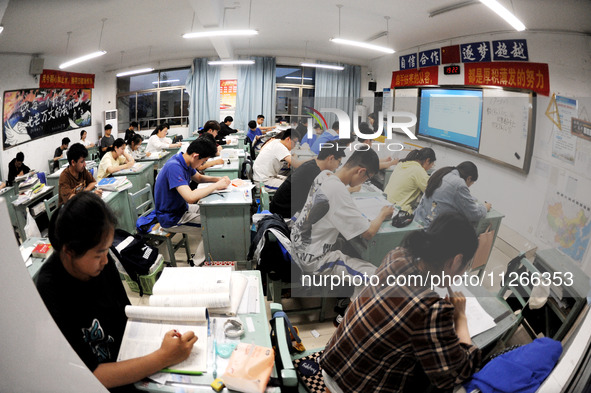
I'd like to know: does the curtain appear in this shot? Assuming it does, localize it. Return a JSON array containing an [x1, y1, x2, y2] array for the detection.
[[185, 58, 220, 132], [236, 57, 276, 131], [313, 63, 361, 128]]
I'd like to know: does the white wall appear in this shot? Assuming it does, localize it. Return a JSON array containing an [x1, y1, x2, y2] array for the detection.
[[370, 31, 591, 272]]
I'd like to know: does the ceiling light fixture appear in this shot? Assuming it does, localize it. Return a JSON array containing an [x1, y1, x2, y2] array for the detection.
[[152, 79, 180, 84], [276, 88, 292, 91], [208, 60, 255, 65], [301, 62, 345, 71], [0, 26, 4, 34], [285, 76, 313, 80], [330, 38, 395, 54], [479, 0, 526, 31], [116, 68, 154, 77], [183, 29, 258, 39], [59, 18, 108, 69]]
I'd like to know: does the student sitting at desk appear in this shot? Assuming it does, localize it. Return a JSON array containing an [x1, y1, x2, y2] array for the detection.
[[125, 134, 150, 160], [124, 121, 138, 142], [321, 213, 480, 393], [195, 134, 225, 171], [414, 161, 492, 228], [255, 114, 275, 132], [100, 124, 115, 159], [299, 123, 321, 149], [341, 123, 399, 170], [217, 116, 238, 145], [96, 138, 135, 180], [52, 137, 70, 171], [80, 130, 95, 148], [7, 151, 30, 185], [291, 149, 394, 325], [35, 192, 197, 392], [253, 129, 295, 190], [198, 120, 223, 155], [310, 121, 340, 154], [270, 144, 345, 219], [145, 123, 181, 153], [58, 143, 101, 205], [246, 120, 266, 155], [154, 136, 231, 265], [384, 147, 436, 213]]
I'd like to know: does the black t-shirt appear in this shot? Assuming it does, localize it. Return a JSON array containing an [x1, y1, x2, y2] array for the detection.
[[270, 159, 320, 218], [124, 128, 136, 143], [216, 123, 238, 145], [53, 147, 64, 170], [35, 252, 130, 374], [7, 158, 30, 185]]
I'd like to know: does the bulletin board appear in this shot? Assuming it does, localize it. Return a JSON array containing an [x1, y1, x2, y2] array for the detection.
[[2, 88, 92, 150], [393, 86, 535, 173]]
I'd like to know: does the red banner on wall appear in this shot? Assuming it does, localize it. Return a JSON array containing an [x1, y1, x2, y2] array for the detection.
[[391, 66, 439, 88], [39, 69, 95, 89], [464, 62, 549, 96]]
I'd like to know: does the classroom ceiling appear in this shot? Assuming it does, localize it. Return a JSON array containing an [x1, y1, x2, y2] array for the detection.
[[0, 0, 589, 72]]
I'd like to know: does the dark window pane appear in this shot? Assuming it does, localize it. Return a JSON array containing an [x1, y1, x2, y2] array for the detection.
[[303, 67, 315, 86], [276, 67, 301, 84], [117, 95, 133, 131], [129, 72, 159, 91], [157, 69, 189, 88], [137, 92, 157, 129]]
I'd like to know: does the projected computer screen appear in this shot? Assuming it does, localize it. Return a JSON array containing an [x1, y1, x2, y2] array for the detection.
[[417, 88, 483, 150]]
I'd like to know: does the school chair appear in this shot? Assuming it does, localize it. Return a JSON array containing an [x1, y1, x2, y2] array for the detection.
[[43, 194, 59, 221], [260, 185, 271, 211], [128, 184, 191, 267]]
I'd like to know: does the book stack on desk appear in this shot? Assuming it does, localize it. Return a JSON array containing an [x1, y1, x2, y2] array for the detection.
[[97, 176, 132, 192]]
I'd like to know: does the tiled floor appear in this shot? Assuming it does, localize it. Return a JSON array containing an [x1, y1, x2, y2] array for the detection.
[[124, 225, 535, 351]]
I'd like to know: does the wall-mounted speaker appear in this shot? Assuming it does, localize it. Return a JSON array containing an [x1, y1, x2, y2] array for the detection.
[[29, 57, 44, 75], [368, 81, 377, 91]]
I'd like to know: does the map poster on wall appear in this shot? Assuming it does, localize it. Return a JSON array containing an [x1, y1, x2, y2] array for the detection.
[[536, 173, 591, 263], [2, 88, 92, 150], [220, 79, 237, 110]]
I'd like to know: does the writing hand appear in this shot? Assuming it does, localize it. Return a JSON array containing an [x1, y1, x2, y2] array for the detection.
[[484, 202, 492, 212], [158, 330, 197, 367], [381, 205, 395, 219], [447, 291, 467, 320], [215, 177, 231, 190]]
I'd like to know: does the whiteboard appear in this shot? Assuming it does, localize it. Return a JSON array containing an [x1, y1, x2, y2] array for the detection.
[[393, 88, 418, 135], [479, 89, 533, 172]]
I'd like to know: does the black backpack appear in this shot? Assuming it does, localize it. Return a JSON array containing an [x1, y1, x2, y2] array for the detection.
[[110, 228, 158, 296]]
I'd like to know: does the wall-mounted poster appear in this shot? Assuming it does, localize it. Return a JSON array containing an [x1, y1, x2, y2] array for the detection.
[[2, 88, 92, 149], [220, 79, 237, 110]]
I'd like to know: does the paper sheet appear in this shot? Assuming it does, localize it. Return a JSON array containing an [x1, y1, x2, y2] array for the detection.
[[353, 196, 394, 221]]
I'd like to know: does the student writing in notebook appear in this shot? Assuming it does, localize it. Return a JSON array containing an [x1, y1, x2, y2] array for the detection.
[[96, 138, 135, 180], [35, 192, 197, 392], [321, 213, 480, 393], [58, 143, 101, 205]]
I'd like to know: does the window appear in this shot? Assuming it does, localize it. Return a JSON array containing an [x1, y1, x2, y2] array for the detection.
[[275, 66, 315, 125], [116, 68, 190, 131]]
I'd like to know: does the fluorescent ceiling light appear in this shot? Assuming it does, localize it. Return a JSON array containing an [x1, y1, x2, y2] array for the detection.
[[479, 0, 526, 31], [152, 79, 180, 84], [301, 62, 345, 71], [116, 67, 154, 77], [285, 76, 313, 80], [330, 38, 395, 54], [183, 29, 258, 39], [59, 51, 106, 69], [276, 88, 292, 91], [208, 60, 255, 65], [0, 26, 4, 34]]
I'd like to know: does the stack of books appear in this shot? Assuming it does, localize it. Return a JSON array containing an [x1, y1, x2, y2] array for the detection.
[[97, 176, 132, 192]]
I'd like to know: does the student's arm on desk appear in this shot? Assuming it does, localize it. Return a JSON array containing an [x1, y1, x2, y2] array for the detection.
[[197, 158, 224, 171], [177, 177, 231, 204], [286, 154, 310, 169], [360, 205, 395, 240], [122, 150, 136, 166], [94, 330, 196, 389], [378, 157, 399, 170], [193, 172, 230, 184]]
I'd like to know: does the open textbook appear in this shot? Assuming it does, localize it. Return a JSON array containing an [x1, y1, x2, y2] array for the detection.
[[117, 306, 209, 372], [149, 267, 248, 316]]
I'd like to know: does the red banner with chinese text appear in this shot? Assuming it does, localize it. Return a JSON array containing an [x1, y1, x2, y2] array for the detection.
[[391, 66, 439, 89], [39, 69, 95, 89], [464, 62, 549, 96]]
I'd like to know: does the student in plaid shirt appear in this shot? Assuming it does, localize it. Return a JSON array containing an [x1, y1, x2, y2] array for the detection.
[[321, 213, 481, 392]]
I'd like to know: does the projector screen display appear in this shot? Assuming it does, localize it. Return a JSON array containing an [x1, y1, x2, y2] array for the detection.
[[417, 88, 483, 150]]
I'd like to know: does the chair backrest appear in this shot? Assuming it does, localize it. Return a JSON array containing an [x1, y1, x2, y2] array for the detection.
[[270, 302, 298, 388], [497, 254, 541, 308], [43, 194, 59, 221], [261, 184, 270, 211], [128, 183, 156, 219]]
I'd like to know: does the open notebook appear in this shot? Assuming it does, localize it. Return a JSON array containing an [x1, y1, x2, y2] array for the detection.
[[117, 306, 209, 372], [149, 267, 248, 316]]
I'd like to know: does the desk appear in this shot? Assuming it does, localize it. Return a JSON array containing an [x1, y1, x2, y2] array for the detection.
[[0, 186, 18, 233], [292, 147, 316, 160], [533, 248, 590, 340], [12, 186, 55, 241], [135, 270, 277, 392], [204, 159, 240, 180], [199, 188, 252, 263], [22, 237, 49, 280], [46, 168, 63, 190], [138, 151, 173, 171], [112, 162, 154, 195], [102, 190, 136, 233]]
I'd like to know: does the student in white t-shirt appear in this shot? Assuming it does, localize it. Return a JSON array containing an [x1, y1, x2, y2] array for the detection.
[[253, 129, 295, 190], [79, 130, 95, 147], [145, 123, 181, 153], [291, 149, 394, 324], [125, 134, 150, 160]]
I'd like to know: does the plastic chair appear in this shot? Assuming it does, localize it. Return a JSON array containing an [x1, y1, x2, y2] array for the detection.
[[260, 186, 270, 211], [128, 184, 191, 267], [43, 194, 59, 221]]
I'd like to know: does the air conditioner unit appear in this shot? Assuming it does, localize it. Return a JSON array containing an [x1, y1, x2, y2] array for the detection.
[[104, 110, 118, 131]]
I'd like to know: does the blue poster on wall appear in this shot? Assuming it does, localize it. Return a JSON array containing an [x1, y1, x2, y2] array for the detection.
[[399, 54, 418, 70], [460, 41, 491, 63], [418, 49, 441, 67], [492, 39, 529, 61]]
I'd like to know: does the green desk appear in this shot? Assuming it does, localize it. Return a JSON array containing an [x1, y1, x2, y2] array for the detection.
[[204, 159, 240, 180], [102, 190, 136, 234], [112, 162, 154, 195], [199, 188, 252, 262], [46, 168, 63, 190], [533, 248, 590, 340], [0, 186, 18, 234], [23, 237, 49, 280], [138, 151, 173, 171], [12, 186, 55, 241], [135, 270, 277, 392]]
